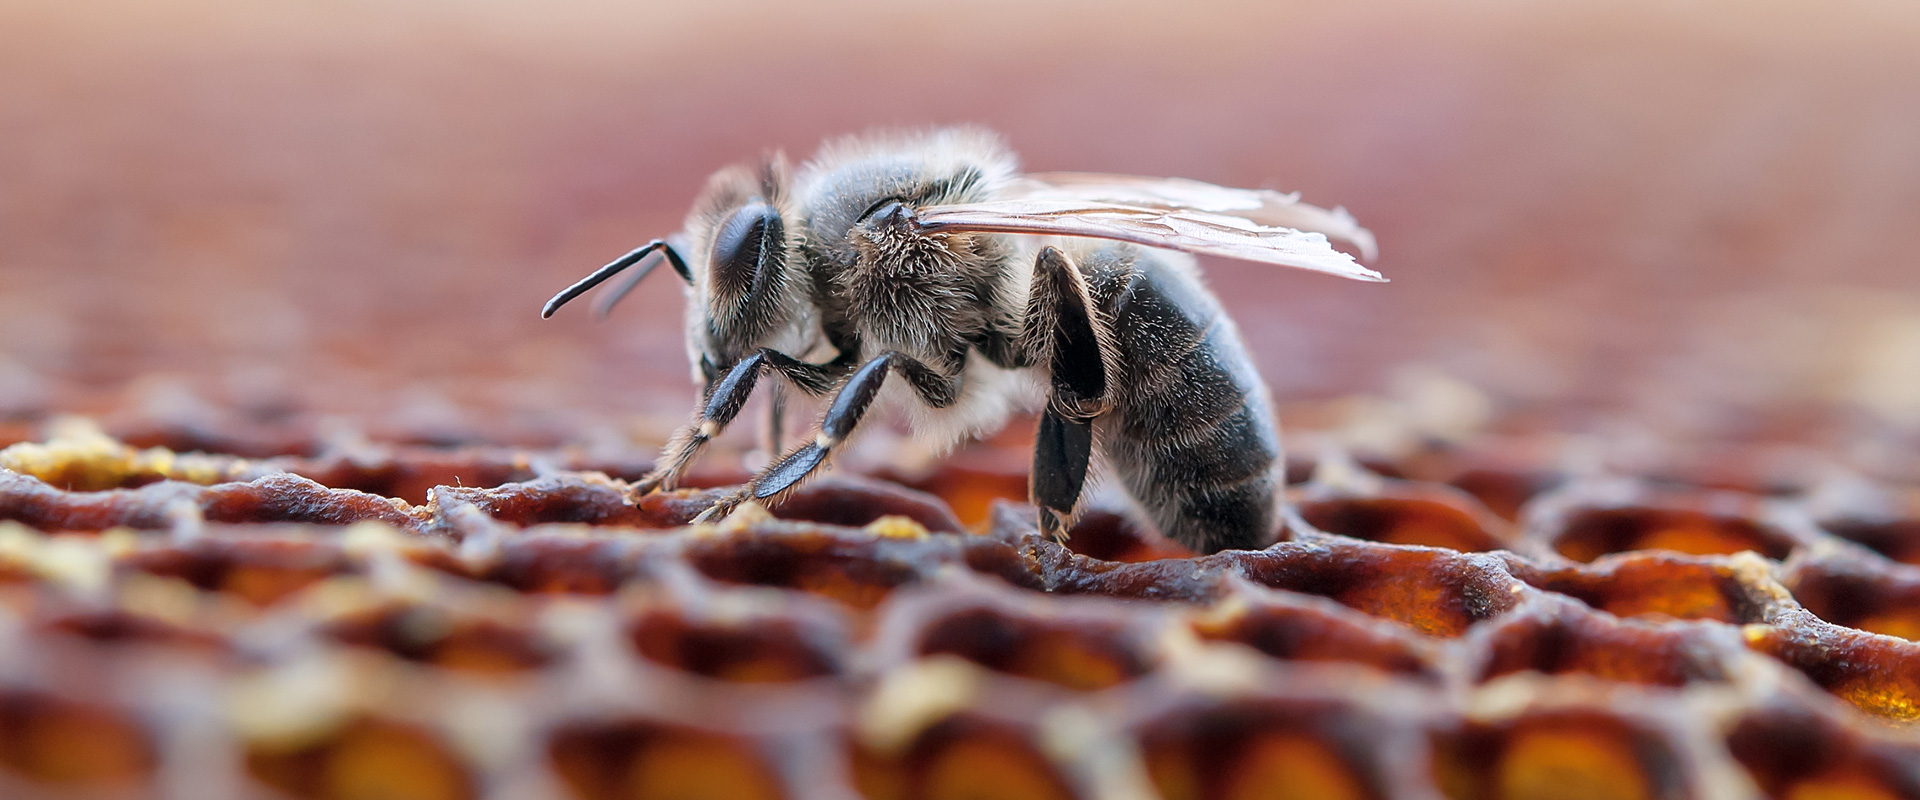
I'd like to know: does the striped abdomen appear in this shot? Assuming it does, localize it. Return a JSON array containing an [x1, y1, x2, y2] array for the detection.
[[1081, 245, 1283, 553]]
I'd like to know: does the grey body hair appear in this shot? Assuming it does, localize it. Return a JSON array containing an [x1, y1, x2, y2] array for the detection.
[[797, 128, 1024, 368], [1081, 244, 1281, 552], [552, 127, 1294, 550], [790, 129, 1283, 551]]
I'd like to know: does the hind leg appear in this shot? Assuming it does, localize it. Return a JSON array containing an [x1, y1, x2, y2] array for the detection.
[[1022, 246, 1115, 540], [1031, 410, 1093, 540]]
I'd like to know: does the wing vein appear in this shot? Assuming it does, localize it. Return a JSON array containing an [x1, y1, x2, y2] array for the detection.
[[913, 198, 1386, 282]]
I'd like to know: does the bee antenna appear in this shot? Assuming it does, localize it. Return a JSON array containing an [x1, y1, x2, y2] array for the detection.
[[590, 256, 662, 320], [540, 239, 691, 319]]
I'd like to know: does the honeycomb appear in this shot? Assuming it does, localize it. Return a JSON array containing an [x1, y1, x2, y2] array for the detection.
[[2, 409, 1917, 800]]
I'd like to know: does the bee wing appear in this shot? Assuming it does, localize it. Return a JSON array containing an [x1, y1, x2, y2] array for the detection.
[[912, 198, 1386, 282], [1010, 172, 1378, 262]]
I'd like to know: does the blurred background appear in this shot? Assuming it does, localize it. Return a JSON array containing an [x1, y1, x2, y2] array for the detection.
[[3, 0, 1918, 464]]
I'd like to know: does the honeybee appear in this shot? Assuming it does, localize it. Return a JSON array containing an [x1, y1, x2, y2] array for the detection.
[[543, 129, 1382, 553]]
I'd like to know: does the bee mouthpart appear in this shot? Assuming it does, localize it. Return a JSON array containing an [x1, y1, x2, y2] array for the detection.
[[862, 200, 916, 232]]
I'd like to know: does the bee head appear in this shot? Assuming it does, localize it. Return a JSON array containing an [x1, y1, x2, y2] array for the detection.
[[681, 155, 810, 385]]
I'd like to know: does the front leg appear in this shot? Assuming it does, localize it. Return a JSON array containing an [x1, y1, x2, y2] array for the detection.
[[695, 350, 959, 522], [1023, 246, 1116, 540], [634, 349, 850, 496]]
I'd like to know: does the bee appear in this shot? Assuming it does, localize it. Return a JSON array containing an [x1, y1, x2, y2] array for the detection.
[[542, 128, 1382, 553]]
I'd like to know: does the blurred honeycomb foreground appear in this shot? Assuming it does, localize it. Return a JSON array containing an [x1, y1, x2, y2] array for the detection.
[[6, 0, 1920, 798], [4, 413, 1920, 800]]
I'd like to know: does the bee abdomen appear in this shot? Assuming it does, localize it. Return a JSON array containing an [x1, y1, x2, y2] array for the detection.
[[1084, 246, 1282, 553]]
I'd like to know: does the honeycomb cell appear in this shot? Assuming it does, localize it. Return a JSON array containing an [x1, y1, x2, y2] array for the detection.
[[628, 609, 843, 683], [628, 488, 739, 529], [200, 474, 426, 529], [1725, 705, 1920, 800], [1819, 518, 1920, 567], [1429, 713, 1686, 800], [3, 469, 428, 531], [41, 610, 227, 650], [1447, 468, 1563, 522], [1056, 508, 1196, 563], [1298, 494, 1508, 552], [292, 450, 537, 506], [440, 536, 645, 595], [1746, 623, 1920, 721], [323, 604, 554, 674], [246, 717, 474, 800], [683, 529, 932, 609], [915, 606, 1154, 690], [1139, 701, 1385, 800], [1233, 544, 1519, 637], [854, 716, 1075, 800], [766, 477, 964, 534], [549, 723, 783, 800], [959, 538, 1052, 593], [890, 462, 1030, 530], [109, 421, 325, 461], [1036, 552, 1229, 604], [0, 691, 155, 787], [1508, 554, 1764, 623], [1357, 459, 1410, 480], [1783, 561, 1920, 641], [879, 424, 1038, 525], [125, 536, 357, 606], [435, 476, 663, 528], [1191, 599, 1441, 680], [0, 559, 32, 585], [0, 426, 232, 491], [1550, 506, 1796, 563], [1474, 608, 1731, 687]]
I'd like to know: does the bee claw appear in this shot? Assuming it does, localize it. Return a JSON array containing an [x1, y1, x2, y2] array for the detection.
[[628, 474, 668, 500], [1037, 509, 1074, 544], [692, 493, 746, 525]]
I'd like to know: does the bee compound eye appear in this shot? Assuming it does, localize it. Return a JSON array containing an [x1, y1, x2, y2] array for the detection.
[[709, 203, 782, 299]]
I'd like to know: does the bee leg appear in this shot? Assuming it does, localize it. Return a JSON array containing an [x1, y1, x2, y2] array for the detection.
[[695, 351, 957, 522], [1032, 409, 1093, 542], [1022, 246, 1113, 416], [1022, 246, 1114, 540], [634, 350, 846, 497]]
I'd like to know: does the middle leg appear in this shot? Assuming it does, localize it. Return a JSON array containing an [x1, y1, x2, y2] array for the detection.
[[633, 349, 848, 496], [694, 350, 959, 522]]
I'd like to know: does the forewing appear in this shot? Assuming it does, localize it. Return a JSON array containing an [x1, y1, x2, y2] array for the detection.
[[1012, 172, 1378, 261], [912, 199, 1386, 282]]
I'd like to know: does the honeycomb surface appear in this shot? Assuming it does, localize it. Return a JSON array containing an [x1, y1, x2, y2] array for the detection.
[[6, 3, 1919, 799], [2, 413, 1918, 800]]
